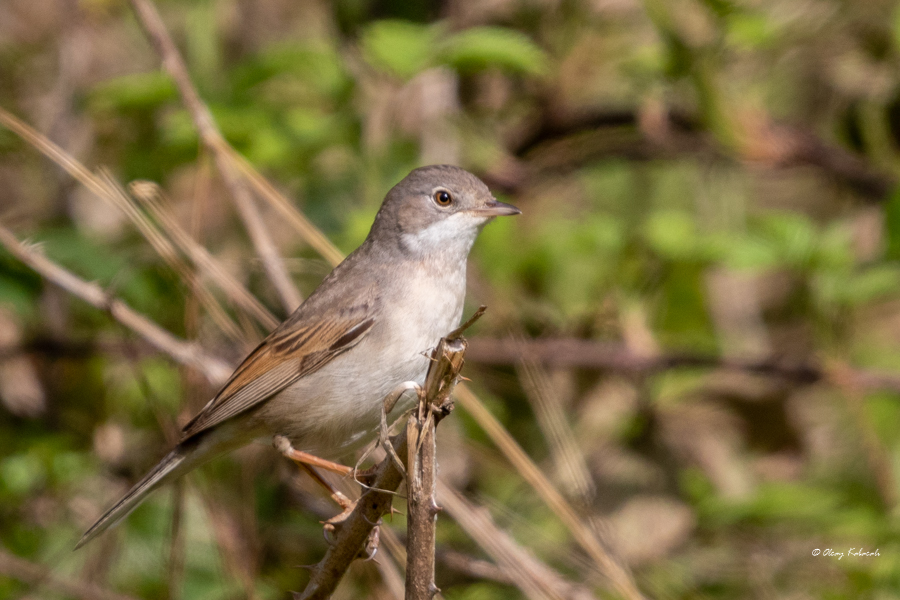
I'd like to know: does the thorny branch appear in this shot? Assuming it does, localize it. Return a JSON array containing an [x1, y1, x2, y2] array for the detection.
[[294, 313, 477, 600], [405, 310, 479, 599]]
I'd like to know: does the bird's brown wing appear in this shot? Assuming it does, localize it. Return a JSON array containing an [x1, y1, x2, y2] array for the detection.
[[181, 299, 377, 439]]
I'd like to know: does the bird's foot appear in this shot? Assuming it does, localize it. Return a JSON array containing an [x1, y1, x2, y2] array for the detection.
[[322, 493, 357, 532]]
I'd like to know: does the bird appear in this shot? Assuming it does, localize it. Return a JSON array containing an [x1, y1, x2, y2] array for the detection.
[[76, 164, 520, 548]]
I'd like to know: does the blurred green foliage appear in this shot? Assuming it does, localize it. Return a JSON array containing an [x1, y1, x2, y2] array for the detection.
[[3, 0, 900, 598]]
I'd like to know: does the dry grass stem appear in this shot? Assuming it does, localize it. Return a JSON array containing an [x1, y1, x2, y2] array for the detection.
[[437, 549, 514, 586], [0, 109, 257, 341], [128, 0, 302, 314], [0, 221, 232, 384], [226, 152, 345, 267], [97, 172, 246, 342], [453, 385, 645, 600], [438, 482, 588, 600], [517, 355, 595, 503], [129, 181, 279, 330]]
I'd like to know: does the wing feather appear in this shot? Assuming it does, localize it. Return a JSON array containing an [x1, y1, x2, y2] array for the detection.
[[181, 301, 377, 439]]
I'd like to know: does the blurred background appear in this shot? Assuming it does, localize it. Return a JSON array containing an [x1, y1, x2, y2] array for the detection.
[[3, 0, 900, 598]]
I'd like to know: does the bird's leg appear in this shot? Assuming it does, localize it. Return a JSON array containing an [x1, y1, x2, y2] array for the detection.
[[300, 463, 355, 513], [273, 435, 354, 476], [274, 436, 358, 526]]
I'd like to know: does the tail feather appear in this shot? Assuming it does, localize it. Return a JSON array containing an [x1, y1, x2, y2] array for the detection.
[[75, 447, 187, 550]]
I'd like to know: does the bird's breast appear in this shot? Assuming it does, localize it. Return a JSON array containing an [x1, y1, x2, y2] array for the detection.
[[257, 263, 466, 458]]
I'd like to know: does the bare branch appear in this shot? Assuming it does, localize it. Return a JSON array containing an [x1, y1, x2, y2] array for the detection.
[[294, 427, 408, 599], [128, 0, 302, 314], [0, 221, 232, 384], [406, 335, 467, 599], [295, 331, 469, 599], [0, 545, 139, 600], [466, 337, 900, 393]]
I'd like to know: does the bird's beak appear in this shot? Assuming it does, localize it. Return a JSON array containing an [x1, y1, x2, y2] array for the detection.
[[468, 199, 522, 217]]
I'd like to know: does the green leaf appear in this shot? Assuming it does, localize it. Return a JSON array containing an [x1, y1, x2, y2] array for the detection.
[[0, 453, 44, 495], [361, 20, 439, 78], [643, 210, 700, 260], [726, 12, 778, 50], [440, 27, 548, 75], [758, 212, 818, 268], [836, 266, 900, 306], [89, 72, 177, 112]]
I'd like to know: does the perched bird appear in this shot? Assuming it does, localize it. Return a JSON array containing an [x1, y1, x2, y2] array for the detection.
[[77, 165, 520, 548]]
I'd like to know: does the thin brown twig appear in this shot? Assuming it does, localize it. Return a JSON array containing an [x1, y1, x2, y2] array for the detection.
[[0, 546, 139, 600], [0, 220, 232, 384], [294, 423, 409, 600], [128, 0, 302, 314], [465, 337, 900, 393]]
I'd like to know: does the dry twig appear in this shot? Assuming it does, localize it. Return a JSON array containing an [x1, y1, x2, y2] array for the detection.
[[294, 321, 473, 599], [0, 221, 232, 384], [405, 316, 475, 599], [128, 0, 302, 313], [466, 337, 900, 394]]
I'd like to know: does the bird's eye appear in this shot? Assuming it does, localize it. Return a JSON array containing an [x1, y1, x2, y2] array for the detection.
[[433, 190, 453, 207]]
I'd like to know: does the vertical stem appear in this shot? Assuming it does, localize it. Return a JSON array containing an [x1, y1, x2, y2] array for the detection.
[[405, 408, 439, 599], [404, 328, 471, 599]]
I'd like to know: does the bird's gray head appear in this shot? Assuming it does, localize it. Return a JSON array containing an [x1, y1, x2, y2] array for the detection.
[[368, 165, 520, 258]]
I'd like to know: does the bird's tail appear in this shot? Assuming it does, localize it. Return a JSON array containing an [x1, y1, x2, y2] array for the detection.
[[75, 442, 194, 550]]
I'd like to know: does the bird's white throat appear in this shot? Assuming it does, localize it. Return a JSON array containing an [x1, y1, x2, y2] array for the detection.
[[400, 212, 485, 263]]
